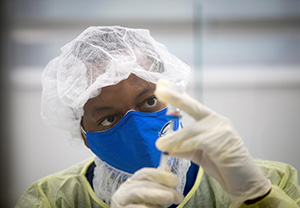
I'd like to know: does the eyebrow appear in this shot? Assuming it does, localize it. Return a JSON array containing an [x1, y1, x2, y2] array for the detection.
[[136, 85, 154, 100], [92, 106, 113, 114]]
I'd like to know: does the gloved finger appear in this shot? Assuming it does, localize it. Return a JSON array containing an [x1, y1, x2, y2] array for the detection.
[[155, 79, 213, 121], [117, 181, 183, 205], [156, 117, 225, 154], [156, 131, 207, 157], [130, 168, 179, 187]]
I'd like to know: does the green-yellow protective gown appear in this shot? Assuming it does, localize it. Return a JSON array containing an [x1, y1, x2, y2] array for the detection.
[[15, 158, 300, 208]]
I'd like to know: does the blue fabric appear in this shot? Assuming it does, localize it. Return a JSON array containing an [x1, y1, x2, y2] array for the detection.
[[183, 162, 199, 196], [86, 108, 178, 174], [85, 162, 95, 190]]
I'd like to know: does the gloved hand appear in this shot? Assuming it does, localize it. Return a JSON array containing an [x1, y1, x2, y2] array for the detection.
[[154, 80, 271, 207], [111, 168, 183, 208]]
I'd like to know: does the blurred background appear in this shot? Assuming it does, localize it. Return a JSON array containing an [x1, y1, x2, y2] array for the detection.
[[1, 0, 300, 206]]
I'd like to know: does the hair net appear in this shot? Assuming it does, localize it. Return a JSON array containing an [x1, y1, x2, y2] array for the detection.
[[41, 26, 191, 139]]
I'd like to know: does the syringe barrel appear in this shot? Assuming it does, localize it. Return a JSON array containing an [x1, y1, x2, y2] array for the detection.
[[157, 80, 185, 171], [158, 152, 169, 171]]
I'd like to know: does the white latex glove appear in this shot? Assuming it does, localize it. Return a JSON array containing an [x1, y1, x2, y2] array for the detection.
[[154, 80, 271, 207], [111, 168, 183, 208]]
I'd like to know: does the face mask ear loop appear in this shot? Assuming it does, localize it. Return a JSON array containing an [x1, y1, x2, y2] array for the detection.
[[80, 120, 87, 137], [80, 121, 90, 147]]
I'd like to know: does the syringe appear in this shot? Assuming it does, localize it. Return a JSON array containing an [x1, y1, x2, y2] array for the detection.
[[158, 80, 185, 171]]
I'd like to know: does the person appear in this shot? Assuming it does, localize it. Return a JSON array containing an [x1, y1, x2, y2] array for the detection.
[[16, 26, 300, 208]]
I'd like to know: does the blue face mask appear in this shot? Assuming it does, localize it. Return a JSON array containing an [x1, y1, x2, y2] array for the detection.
[[85, 108, 179, 174]]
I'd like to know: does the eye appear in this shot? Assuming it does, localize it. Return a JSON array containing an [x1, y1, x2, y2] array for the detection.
[[100, 115, 116, 127], [143, 97, 158, 108]]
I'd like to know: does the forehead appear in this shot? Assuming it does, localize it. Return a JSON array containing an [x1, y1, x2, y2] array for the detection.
[[84, 74, 155, 111]]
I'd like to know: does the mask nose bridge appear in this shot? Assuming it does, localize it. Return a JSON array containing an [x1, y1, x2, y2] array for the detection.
[[118, 100, 139, 116], [122, 104, 141, 116]]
